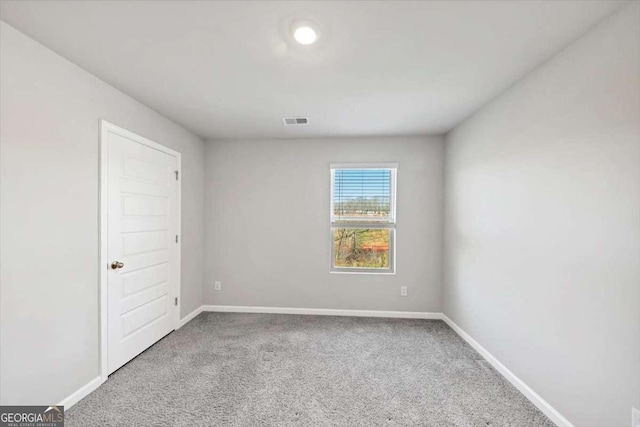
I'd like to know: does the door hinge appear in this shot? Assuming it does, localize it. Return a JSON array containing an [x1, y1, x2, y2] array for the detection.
[[175, 170, 179, 180], [176, 235, 179, 243], [174, 297, 178, 306]]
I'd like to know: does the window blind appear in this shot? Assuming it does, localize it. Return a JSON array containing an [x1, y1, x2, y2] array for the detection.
[[332, 168, 394, 222]]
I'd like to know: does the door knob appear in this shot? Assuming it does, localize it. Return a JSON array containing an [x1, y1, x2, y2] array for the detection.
[[111, 261, 124, 270]]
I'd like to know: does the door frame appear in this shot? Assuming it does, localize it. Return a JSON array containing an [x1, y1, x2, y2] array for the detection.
[[99, 120, 182, 381]]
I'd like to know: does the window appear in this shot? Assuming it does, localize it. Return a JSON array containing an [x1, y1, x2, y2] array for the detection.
[[330, 163, 397, 273]]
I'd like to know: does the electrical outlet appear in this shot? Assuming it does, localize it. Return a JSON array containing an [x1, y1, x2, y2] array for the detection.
[[400, 286, 407, 297], [214, 281, 222, 291], [632, 407, 640, 427]]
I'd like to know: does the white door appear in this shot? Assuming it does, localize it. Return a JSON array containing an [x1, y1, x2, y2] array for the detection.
[[104, 123, 180, 374]]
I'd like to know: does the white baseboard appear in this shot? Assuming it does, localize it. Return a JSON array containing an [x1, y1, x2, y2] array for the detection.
[[178, 305, 204, 329], [441, 315, 573, 427], [202, 304, 443, 319], [58, 376, 102, 410]]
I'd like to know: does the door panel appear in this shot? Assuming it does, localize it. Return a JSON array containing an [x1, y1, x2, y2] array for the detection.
[[122, 295, 168, 337], [106, 129, 178, 374], [123, 195, 168, 217], [122, 263, 168, 296], [121, 282, 169, 313], [122, 230, 168, 255]]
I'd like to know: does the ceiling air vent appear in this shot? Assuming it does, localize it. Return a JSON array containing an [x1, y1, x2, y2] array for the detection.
[[282, 117, 309, 126]]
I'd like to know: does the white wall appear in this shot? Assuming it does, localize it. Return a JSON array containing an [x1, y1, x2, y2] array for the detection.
[[204, 136, 444, 312], [443, 4, 640, 426], [0, 22, 205, 405]]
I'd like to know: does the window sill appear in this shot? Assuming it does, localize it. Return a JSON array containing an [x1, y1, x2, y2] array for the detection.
[[330, 270, 396, 275]]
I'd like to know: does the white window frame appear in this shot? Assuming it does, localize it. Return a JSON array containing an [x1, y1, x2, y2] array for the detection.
[[330, 163, 397, 274]]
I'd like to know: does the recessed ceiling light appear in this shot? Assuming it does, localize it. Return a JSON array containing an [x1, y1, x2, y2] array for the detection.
[[293, 25, 317, 45]]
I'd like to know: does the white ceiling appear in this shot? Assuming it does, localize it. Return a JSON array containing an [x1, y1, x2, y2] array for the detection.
[[0, 1, 626, 140]]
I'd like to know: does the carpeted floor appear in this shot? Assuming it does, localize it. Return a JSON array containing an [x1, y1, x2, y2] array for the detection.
[[67, 313, 554, 426]]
